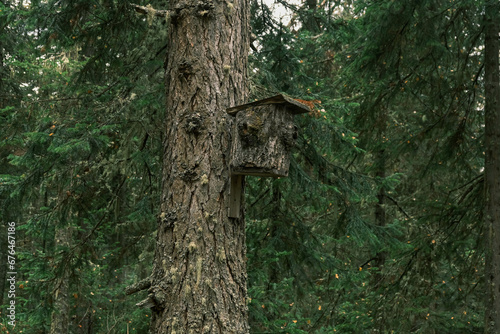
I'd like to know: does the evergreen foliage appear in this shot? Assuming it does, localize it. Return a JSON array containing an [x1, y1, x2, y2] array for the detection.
[[0, 0, 496, 332], [1, 1, 166, 331], [246, 0, 488, 332]]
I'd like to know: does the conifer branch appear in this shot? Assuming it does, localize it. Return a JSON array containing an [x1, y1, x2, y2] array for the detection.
[[126, 277, 152, 295], [130, 3, 170, 18], [136, 295, 156, 308], [449, 174, 484, 194], [385, 195, 411, 219]]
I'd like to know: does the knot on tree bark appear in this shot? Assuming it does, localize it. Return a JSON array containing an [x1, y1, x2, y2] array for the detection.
[[178, 60, 195, 81], [196, 0, 215, 17], [159, 210, 177, 228], [179, 162, 199, 182], [183, 112, 205, 135]]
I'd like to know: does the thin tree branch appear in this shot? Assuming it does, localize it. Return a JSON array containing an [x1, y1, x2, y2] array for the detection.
[[126, 277, 152, 295], [130, 3, 170, 18], [385, 195, 411, 219]]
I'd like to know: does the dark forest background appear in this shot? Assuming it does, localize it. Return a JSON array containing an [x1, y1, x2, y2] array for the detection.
[[0, 0, 495, 332]]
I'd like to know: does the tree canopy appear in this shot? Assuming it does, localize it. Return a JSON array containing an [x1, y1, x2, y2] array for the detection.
[[0, 0, 497, 332]]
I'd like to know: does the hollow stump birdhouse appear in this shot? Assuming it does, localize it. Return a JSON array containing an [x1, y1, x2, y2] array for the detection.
[[227, 94, 310, 177], [226, 94, 310, 217]]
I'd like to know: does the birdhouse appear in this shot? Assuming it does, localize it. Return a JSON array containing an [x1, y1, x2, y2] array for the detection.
[[226, 94, 311, 178], [226, 94, 310, 218]]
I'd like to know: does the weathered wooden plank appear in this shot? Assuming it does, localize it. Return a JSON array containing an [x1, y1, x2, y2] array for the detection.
[[229, 175, 243, 218]]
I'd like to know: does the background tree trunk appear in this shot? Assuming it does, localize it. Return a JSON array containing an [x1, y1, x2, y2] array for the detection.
[[484, 4, 500, 333], [50, 226, 72, 334], [149, 0, 250, 332]]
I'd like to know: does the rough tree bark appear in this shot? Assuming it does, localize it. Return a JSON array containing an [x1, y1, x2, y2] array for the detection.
[[147, 0, 250, 332], [484, 4, 500, 333]]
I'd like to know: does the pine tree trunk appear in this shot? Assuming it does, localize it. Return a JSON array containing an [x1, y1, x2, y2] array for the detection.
[[50, 227, 72, 334], [148, 0, 250, 332], [484, 5, 500, 334]]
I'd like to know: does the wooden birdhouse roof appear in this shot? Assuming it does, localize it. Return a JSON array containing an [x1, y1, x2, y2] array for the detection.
[[226, 94, 311, 116]]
